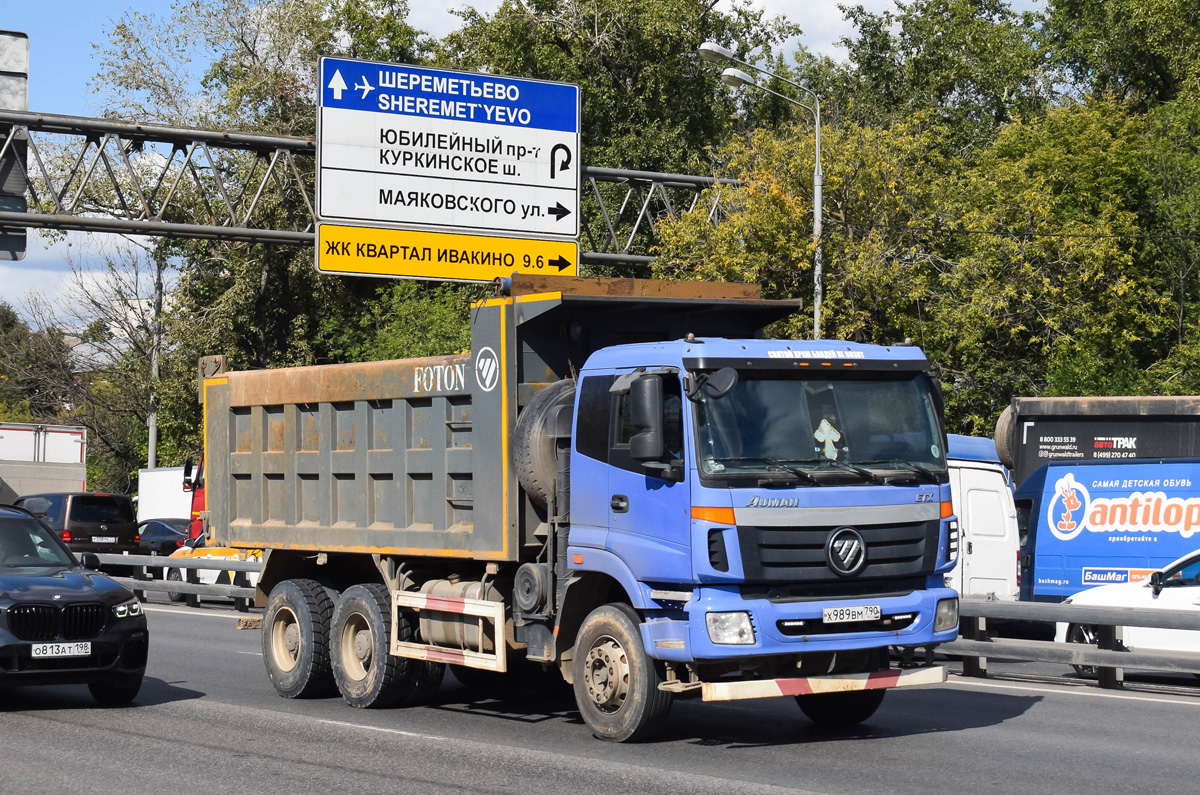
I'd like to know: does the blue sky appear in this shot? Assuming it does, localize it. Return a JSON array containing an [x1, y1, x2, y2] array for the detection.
[[2, 0, 1037, 309]]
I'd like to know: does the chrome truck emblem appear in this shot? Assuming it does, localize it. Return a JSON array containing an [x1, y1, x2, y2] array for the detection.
[[826, 527, 867, 576]]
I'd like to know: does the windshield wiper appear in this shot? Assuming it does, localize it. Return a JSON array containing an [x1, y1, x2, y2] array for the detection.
[[857, 459, 942, 484], [783, 457, 884, 484], [707, 457, 820, 485]]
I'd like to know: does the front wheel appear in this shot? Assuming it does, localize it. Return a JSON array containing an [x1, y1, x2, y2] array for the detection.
[[88, 673, 144, 705], [796, 689, 886, 728], [1066, 623, 1099, 678], [572, 603, 672, 743]]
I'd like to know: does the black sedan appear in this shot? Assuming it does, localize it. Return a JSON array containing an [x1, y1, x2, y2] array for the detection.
[[136, 518, 190, 555], [0, 504, 148, 703]]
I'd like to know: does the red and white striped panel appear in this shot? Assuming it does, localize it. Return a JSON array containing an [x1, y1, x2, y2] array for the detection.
[[701, 665, 946, 702], [390, 590, 508, 673]]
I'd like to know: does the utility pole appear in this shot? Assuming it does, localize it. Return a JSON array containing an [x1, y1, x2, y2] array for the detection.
[[147, 251, 164, 469]]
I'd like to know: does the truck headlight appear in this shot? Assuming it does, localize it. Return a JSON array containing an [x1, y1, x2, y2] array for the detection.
[[112, 598, 143, 619], [706, 611, 755, 645], [933, 597, 958, 633]]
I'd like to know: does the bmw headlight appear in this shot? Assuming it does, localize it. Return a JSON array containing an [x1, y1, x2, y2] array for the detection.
[[933, 597, 958, 633], [706, 611, 756, 645], [112, 598, 143, 619]]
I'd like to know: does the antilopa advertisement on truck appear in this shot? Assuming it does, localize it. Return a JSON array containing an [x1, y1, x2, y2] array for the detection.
[[1028, 460, 1200, 598]]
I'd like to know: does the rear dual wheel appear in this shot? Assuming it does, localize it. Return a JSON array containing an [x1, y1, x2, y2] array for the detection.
[[330, 583, 444, 708], [263, 579, 444, 706]]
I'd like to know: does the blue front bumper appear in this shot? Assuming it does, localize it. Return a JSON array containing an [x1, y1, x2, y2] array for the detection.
[[640, 583, 959, 662]]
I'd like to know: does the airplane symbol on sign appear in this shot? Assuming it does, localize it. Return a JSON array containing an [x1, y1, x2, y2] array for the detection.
[[328, 69, 348, 100], [354, 76, 374, 99]]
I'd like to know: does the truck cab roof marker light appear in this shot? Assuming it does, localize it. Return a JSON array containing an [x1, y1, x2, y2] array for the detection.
[[691, 506, 736, 525]]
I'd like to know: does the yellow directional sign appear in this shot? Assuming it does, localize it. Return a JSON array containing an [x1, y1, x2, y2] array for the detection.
[[317, 224, 578, 282]]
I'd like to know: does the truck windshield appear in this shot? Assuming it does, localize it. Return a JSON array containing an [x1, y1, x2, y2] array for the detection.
[[693, 370, 947, 480]]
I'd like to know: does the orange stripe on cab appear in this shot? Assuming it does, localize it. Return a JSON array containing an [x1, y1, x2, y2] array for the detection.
[[691, 506, 736, 525]]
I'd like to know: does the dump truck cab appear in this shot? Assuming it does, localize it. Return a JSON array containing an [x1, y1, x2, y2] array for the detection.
[[564, 338, 960, 668]]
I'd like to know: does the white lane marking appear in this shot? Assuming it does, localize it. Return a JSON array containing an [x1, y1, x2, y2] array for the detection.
[[238, 651, 263, 656], [144, 605, 255, 619], [948, 676, 1200, 708], [313, 718, 446, 741]]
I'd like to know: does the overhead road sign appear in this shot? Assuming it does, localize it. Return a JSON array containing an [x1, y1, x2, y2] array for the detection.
[[317, 224, 578, 282], [317, 57, 580, 240]]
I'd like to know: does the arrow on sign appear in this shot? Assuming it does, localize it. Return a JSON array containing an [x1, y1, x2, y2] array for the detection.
[[548, 202, 572, 221], [328, 69, 348, 100], [550, 255, 571, 272]]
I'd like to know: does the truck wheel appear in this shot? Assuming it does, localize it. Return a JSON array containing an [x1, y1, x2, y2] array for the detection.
[[390, 604, 446, 706], [262, 579, 335, 699], [514, 378, 576, 506], [166, 569, 185, 602], [331, 583, 408, 708], [1066, 623, 1099, 678], [572, 603, 672, 742], [796, 689, 886, 727], [994, 405, 1016, 470]]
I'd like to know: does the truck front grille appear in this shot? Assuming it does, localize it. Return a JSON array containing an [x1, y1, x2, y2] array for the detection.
[[737, 521, 938, 585]]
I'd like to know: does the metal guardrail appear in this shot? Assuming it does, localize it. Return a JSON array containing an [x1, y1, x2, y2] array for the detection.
[[944, 597, 1200, 688], [93, 552, 259, 612]]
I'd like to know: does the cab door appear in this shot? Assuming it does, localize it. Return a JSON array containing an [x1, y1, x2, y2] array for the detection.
[[606, 372, 692, 583]]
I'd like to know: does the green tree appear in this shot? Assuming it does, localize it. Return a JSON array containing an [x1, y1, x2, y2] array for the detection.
[[1045, 0, 1200, 106]]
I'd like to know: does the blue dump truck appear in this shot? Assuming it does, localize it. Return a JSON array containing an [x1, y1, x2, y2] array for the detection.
[[1017, 458, 1200, 602], [200, 276, 959, 742]]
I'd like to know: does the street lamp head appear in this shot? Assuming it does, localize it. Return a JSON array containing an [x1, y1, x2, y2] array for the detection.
[[698, 41, 735, 63], [720, 68, 756, 88]]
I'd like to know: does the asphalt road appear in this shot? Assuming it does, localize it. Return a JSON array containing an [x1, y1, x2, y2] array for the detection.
[[4, 600, 1200, 795]]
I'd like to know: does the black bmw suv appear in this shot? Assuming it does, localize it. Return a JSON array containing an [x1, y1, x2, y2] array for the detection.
[[0, 504, 148, 703]]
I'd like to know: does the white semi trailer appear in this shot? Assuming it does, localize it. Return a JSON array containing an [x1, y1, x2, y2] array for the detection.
[[0, 422, 88, 503]]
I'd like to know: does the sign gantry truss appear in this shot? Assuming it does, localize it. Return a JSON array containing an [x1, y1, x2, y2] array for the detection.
[[0, 110, 735, 264]]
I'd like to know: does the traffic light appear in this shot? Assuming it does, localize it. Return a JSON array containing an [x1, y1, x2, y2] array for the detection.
[[0, 30, 28, 261]]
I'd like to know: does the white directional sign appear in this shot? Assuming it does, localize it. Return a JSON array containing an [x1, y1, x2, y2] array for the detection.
[[317, 57, 580, 240]]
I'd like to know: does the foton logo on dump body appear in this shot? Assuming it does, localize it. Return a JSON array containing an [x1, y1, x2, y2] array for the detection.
[[1046, 472, 1200, 542]]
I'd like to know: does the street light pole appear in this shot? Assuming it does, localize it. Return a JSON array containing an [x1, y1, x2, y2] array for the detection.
[[701, 44, 824, 339]]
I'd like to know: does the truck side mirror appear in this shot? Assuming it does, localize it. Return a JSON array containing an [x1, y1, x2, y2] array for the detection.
[[629, 375, 664, 462], [1150, 571, 1164, 595], [182, 458, 194, 491]]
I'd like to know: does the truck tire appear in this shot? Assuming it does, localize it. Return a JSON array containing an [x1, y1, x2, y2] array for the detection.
[[166, 569, 185, 602], [514, 378, 576, 506], [262, 578, 335, 699], [795, 689, 886, 728], [994, 405, 1016, 470], [331, 583, 409, 708], [572, 603, 672, 742], [393, 604, 446, 707]]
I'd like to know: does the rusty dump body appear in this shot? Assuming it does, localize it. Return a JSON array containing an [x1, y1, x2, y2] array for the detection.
[[201, 275, 800, 563]]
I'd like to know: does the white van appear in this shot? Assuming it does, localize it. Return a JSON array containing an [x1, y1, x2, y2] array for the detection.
[[945, 434, 1020, 600]]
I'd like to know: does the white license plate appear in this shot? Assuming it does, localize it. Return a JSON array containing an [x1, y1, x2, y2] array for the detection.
[[92, 536, 117, 544], [822, 605, 882, 624], [31, 641, 91, 658]]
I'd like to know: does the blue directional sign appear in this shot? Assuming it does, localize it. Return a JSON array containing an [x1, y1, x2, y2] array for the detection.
[[316, 57, 581, 241]]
